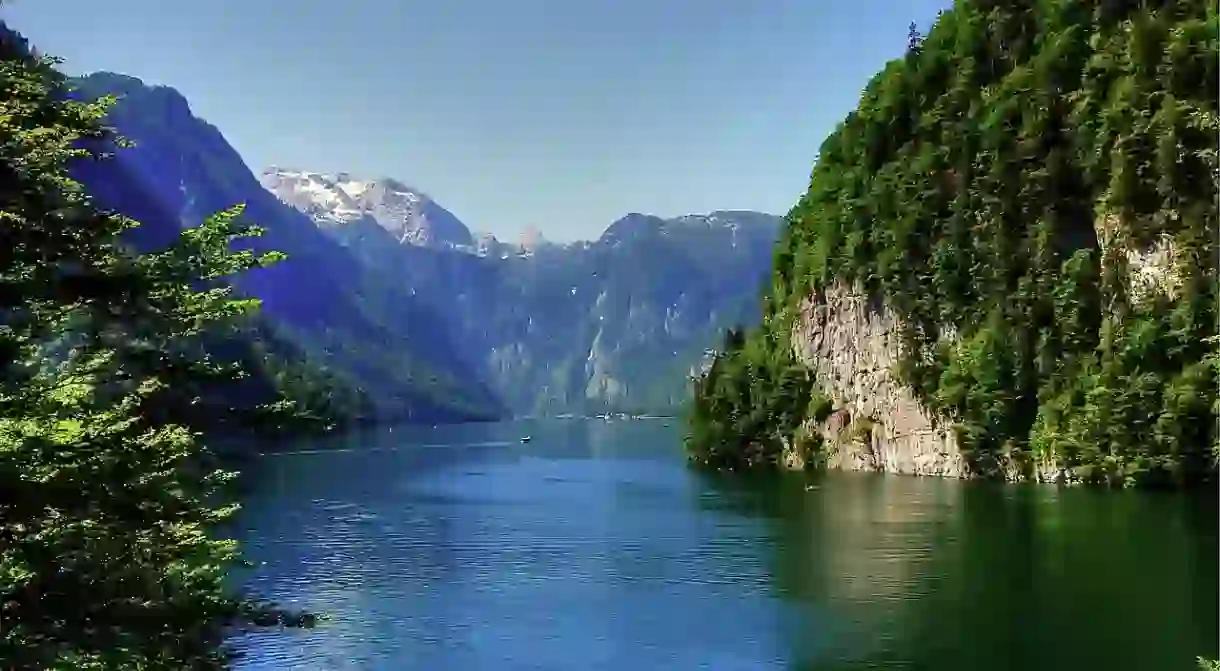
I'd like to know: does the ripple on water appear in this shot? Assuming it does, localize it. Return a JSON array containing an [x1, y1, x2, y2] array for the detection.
[[233, 422, 1219, 671]]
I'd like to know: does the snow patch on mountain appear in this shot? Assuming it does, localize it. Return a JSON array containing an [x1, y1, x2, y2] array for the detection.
[[260, 168, 474, 250]]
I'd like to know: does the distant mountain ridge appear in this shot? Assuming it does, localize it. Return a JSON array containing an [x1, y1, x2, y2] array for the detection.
[[263, 169, 784, 414], [74, 70, 783, 418], [260, 169, 475, 250], [262, 164, 778, 252]]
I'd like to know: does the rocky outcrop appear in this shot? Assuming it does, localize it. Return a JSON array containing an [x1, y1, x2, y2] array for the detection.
[[789, 281, 966, 477], [783, 219, 1188, 483], [786, 281, 1085, 483], [782, 212, 1188, 481], [1094, 212, 1185, 306]]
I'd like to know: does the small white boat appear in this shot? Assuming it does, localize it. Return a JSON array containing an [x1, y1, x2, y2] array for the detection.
[[520, 436, 532, 443]]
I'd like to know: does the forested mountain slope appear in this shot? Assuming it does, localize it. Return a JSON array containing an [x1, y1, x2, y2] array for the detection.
[[68, 72, 504, 425], [688, 0, 1218, 487]]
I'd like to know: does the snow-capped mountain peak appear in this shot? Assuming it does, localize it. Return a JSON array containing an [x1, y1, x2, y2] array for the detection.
[[260, 168, 473, 250]]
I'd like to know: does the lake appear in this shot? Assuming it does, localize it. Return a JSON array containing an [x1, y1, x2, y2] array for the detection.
[[230, 418, 1218, 670]]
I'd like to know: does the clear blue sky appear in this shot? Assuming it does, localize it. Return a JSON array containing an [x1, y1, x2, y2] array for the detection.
[[6, 0, 949, 242]]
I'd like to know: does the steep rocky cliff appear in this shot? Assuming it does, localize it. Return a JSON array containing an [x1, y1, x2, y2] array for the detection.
[[789, 282, 964, 477], [785, 206, 1198, 482]]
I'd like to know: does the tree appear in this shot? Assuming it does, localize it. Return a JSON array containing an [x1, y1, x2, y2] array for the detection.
[[0, 22, 311, 669]]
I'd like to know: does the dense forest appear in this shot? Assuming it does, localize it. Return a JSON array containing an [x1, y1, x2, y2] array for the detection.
[[688, 0, 1219, 487], [0, 26, 316, 668]]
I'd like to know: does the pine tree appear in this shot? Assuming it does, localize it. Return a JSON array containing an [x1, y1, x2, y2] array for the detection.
[[0, 23, 312, 669]]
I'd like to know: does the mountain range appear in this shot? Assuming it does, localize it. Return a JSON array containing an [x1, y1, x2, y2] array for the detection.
[[69, 71, 783, 421]]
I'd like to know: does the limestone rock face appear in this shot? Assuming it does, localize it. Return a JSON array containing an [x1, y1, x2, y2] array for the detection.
[[1095, 211, 1185, 306], [790, 281, 965, 477]]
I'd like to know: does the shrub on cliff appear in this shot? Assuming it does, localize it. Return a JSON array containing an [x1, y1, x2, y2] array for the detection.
[[688, 0, 1218, 486], [686, 327, 828, 469]]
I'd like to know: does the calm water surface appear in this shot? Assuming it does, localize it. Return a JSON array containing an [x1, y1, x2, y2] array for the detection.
[[232, 419, 1217, 670]]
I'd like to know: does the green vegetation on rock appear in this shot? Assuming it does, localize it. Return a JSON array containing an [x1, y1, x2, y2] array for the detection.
[[0, 28, 313, 668], [686, 327, 832, 469], [688, 0, 1218, 487]]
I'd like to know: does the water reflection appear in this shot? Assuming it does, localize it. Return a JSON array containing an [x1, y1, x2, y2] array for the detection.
[[697, 469, 1219, 670]]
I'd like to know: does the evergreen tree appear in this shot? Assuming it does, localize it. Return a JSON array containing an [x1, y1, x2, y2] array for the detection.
[[0, 24, 311, 669]]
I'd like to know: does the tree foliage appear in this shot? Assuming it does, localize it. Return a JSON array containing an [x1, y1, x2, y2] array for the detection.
[[688, 0, 1218, 487], [1, 25, 313, 669], [685, 326, 829, 469]]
